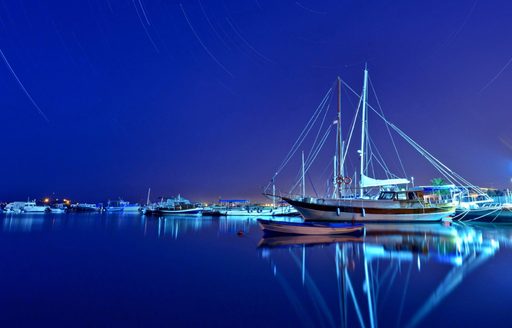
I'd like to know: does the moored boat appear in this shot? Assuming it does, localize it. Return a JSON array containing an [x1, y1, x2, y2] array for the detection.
[[147, 195, 203, 216], [3, 202, 25, 214], [22, 201, 48, 213], [258, 219, 364, 235], [105, 200, 141, 213], [70, 203, 102, 212], [454, 203, 512, 222], [268, 68, 458, 223], [284, 189, 455, 223], [49, 204, 67, 213]]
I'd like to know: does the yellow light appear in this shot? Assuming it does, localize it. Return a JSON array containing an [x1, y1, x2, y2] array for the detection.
[[44, 198, 50, 203]]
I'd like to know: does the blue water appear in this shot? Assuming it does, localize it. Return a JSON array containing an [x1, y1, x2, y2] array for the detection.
[[0, 213, 511, 327]]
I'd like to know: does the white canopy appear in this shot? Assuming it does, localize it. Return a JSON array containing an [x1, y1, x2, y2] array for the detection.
[[360, 174, 410, 188]]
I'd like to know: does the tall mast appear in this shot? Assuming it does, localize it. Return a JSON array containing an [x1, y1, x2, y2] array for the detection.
[[146, 187, 151, 205], [336, 76, 343, 198], [272, 181, 276, 208], [302, 150, 306, 198], [359, 65, 369, 198]]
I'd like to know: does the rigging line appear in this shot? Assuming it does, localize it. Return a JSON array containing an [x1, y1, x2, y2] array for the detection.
[[479, 55, 512, 93], [274, 87, 333, 176], [179, 3, 234, 77], [198, 0, 231, 50], [307, 173, 319, 197], [295, 1, 327, 15], [137, 0, 151, 25], [368, 135, 394, 178], [305, 125, 333, 171], [341, 78, 482, 190], [0, 48, 49, 123], [448, 0, 479, 43], [340, 89, 363, 170], [132, 0, 160, 53], [290, 125, 333, 193], [277, 94, 330, 189], [305, 101, 331, 166], [225, 16, 276, 65], [369, 76, 407, 178]]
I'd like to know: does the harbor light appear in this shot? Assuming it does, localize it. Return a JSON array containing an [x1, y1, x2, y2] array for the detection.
[[43, 198, 50, 203]]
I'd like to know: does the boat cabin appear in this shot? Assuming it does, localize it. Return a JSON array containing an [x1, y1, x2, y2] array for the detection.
[[378, 191, 423, 201]]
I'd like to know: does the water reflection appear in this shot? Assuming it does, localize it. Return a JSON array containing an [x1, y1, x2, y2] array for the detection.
[[2, 214, 48, 232], [155, 216, 214, 239], [258, 222, 502, 328]]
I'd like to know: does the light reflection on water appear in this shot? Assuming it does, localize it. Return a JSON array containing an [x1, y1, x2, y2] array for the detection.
[[0, 213, 511, 327]]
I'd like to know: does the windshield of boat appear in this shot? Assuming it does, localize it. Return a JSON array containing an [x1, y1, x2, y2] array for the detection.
[[378, 192, 395, 200]]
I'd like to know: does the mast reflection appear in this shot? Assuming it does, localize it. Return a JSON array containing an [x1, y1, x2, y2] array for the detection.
[[258, 222, 501, 328]]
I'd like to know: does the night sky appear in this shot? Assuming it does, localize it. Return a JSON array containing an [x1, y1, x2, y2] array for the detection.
[[1, 0, 511, 203]]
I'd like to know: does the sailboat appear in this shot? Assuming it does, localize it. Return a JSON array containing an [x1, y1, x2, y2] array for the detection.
[[276, 67, 456, 222]]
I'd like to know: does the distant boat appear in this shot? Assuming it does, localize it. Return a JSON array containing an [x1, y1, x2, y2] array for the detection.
[[217, 199, 299, 217], [3, 201, 25, 214], [454, 203, 512, 222], [122, 203, 141, 213], [70, 203, 102, 212], [145, 195, 203, 216], [258, 219, 364, 235], [49, 204, 67, 213], [222, 205, 298, 217], [105, 200, 140, 213], [22, 200, 48, 213]]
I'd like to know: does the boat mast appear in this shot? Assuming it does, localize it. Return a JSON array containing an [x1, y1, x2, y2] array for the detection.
[[336, 76, 343, 199], [359, 65, 369, 198], [272, 181, 276, 208], [146, 188, 151, 205], [302, 150, 306, 198]]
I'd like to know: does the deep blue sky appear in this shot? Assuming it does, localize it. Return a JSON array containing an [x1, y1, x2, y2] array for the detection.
[[0, 0, 511, 202]]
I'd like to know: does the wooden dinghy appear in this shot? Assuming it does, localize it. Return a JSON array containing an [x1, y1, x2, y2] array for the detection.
[[258, 219, 364, 236]]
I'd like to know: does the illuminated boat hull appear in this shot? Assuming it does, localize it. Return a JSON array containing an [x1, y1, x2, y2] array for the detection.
[[155, 207, 203, 216], [454, 205, 512, 222], [284, 197, 454, 223]]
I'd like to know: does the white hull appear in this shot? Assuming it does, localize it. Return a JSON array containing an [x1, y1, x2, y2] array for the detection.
[[123, 206, 141, 213], [295, 206, 450, 222], [105, 207, 124, 212], [158, 208, 203, 216], [223, 209, 274, 217], [23, 206, 48, 213], [50, 208, 66, 213], [222, 207, 298, 217]]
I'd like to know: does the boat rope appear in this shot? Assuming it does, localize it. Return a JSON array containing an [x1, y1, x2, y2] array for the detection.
[[462, 207, 501, 222], [289, 125, 334, 194], [265, 86, 334, 193], [369, 76, 408, 179], [340, 78, 488, 196], [305, 102, 332, 169]]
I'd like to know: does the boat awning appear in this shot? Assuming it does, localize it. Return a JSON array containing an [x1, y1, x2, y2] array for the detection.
[[360, 174, 410, 188]]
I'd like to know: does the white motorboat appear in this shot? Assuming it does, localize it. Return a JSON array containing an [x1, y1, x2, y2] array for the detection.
[[3, 202, 25, 214], [49, 204, 67, 213], [147, 195, 203, 216], [221, 205, 298, 217], [22, 201, 48, 213]]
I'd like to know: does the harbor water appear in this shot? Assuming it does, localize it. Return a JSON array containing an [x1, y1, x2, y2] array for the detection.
[[0, 213, 511, 327]]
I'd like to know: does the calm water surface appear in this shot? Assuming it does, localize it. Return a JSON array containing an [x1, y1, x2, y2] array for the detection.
[[0, 213, 511, 327]]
